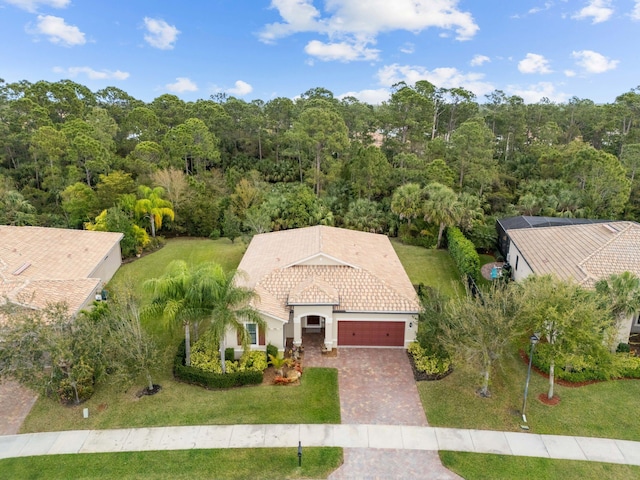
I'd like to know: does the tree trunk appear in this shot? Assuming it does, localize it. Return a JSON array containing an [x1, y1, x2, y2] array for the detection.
[[220, 336, 226, 374], [184, 322, 191, 366], [480, 369, 490, 397], [548, 361, 555, 399], [436, 223, 445, 249], [146, 373, 154, 391], [150, 215, 156, 238], [315, 145, 322, 196]]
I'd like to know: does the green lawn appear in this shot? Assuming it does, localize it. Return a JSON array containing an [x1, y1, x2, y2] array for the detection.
[[21, 368, 340, 433], [0, 448, 343, 480], [418, 351, 640, 440], [391, 239, 463, 297], [440, 452, 640, 480], [109, 237, 246, 296]]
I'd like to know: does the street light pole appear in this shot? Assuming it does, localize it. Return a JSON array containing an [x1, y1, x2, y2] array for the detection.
[[521, 333, 539, 426]]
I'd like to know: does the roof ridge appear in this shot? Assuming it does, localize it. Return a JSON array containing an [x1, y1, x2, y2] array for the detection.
[[578, 222, 634, 277]]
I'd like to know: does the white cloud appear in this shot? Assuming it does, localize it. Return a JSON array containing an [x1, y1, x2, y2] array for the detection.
[[227, 80, 253, 96], [470, 54, 490, 67], [376, 63, 494, 97], [400, 42, 415, 54], [53, 66, 129, 80], [143, 17, 180, 50], [30, 15, 85, 46], [528, 2, 554, 15], [166, 77, 198, 93], [572, 0, 614, 24], [304, 39, 379, 61], [260, 0, 478, 62], [338, 88, 390, 105], [564, 69, 576, 77], [518, 53, 552, 74], [3, 0, 69, 13], [572, 49, 618, 73], [506, 82, 568, 103], [631, 1, 640, 20]]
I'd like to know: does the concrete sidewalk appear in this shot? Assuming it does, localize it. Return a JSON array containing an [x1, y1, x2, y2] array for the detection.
[[2, 424, 640, 466]]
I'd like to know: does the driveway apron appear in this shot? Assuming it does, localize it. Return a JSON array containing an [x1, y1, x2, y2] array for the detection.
[[304, 345, 461, 479]]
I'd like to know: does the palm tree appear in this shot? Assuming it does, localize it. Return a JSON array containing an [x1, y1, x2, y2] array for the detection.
[[391, 183, 422, 228], [422, 182, 463, 248], [135, 185, 174, 238], [202, 264, 264, 373], [143, 260, 209, 366], [596, 271, 640, 349]]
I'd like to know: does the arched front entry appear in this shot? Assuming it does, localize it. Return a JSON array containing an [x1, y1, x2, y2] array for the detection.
[[303, 315, 325, 333]]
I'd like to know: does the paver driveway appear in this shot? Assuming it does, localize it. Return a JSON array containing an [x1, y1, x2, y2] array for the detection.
[[303, 337, 461, 479]]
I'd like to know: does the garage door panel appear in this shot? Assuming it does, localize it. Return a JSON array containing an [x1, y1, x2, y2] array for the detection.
[[338, 321, 404, 346]]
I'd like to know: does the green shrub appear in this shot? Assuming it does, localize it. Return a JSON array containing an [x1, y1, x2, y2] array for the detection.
[[174, 343, 263, 389], [408, 342, 451, 375], [225, 348, 235, 362], [266, 344, 278, 364], [616, 343, 631, 353], [446, 227, 480, 281], [209, 228, 221, 240]]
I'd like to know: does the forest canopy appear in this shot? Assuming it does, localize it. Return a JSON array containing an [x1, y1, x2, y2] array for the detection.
[[1, 78, 639, 253]]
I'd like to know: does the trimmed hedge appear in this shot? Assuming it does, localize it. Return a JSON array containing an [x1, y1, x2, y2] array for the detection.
[[446, 226, 480, 281], [174, 343, 263, 389]]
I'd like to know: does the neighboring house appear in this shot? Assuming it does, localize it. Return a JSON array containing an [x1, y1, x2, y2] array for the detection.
[[0, 226, 123, 317], [230, 225, 421, 355], [499, 217, 640, 344]]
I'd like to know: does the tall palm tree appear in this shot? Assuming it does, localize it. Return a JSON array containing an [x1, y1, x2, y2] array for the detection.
[[202, 264, 264, 373], [596, 271, 640, 348], [135, 185, 174, 238], [391, 183, 422, 228], [143, 260, 209, 366], [422, 182, 463, 248]]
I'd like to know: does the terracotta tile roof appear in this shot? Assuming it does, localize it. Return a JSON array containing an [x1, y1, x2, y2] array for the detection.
[[0, 226, 122, 315], [507, 221, 640, 287], [237, 226, 420, 321]]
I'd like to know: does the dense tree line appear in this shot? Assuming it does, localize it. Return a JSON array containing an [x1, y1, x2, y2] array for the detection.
[[2, 78, 640, 251]]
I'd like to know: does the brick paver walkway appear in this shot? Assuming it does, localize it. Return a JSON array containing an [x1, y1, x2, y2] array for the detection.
[[0, 379, 37, 436], [303, 334, 461, 479]]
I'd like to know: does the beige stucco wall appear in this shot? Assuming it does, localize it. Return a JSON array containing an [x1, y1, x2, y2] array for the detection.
[[225, 313, 287, 357], [506, 241, 534, 282], [89, 241, 123, 287]]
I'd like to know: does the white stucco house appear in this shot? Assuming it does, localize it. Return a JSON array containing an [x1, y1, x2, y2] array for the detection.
[[228, 226, 421, 355], [500, 218, 640, 344], [0, 226, 123, 317]]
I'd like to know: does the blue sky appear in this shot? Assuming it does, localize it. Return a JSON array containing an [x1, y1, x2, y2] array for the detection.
[[1, 0, 638, 104]]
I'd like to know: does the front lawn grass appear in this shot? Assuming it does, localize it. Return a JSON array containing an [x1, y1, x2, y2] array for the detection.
[[418, 350, 640, 440], [21, 368, 340, 433], [391, 240, 463, 297], [0, 447, 343, 480], [440, 452, 640, 480]]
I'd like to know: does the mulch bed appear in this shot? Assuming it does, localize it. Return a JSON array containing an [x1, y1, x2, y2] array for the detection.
[[406, 351, 453, 382], [538, 393, 560, 406], [137, 384, 162, 397]]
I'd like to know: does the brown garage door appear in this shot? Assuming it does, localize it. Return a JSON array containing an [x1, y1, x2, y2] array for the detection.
[[337, 321, 405, 347]]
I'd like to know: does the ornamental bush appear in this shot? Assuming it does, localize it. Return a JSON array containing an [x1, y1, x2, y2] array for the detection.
[[408, 342, 451, 376], [174, 342, 263, 388], [446, 227, 480, 281]]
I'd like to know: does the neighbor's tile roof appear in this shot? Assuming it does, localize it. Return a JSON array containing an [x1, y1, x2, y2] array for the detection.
[[507, 221, 640, 287], [0, 226, 122, 315], [237, 226, 420, 321]]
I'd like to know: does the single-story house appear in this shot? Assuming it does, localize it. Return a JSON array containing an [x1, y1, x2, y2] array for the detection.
[[500, 218, 640, 343], [496, 216, 608, 259], [229, 226, 421, 355], [0, 226, 123, 317]]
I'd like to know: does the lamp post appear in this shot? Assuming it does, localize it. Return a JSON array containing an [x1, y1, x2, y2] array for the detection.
[[521, 333, 539, 426]]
